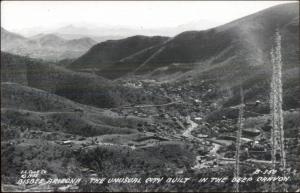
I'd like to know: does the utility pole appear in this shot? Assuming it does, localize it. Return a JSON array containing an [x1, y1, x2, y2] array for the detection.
[[270, 45, 277, 192], [270, 28, 286, 192], [235, 86, 244, 192]]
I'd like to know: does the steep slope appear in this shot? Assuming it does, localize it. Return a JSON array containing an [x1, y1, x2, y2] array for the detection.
[[184, 3, 299, 108], [134, 3, 299, 73], [1, 30, 97, 61], [71, 3, 298, 80], [98, 43, 166, 79], [160, 3, 299, 120], [69, 35, 169, 71], [1, 108, 137, 137], [72, 3, 299, 113], [1, 82, 144, 136], [1, 51, 29, 85], [1, 82, 83, 112], [1, 52, 121, 108], [1, 52, 169, 108], [99, 3, 300, 111]]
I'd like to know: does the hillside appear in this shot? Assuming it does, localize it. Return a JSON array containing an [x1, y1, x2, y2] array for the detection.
[[172, 3, 300, 110], [1, 83, 148, 137], [1, 52, 118, 108], [69, 35, 169, 72], [136, 2, 299, 70], [130, 3, 299, 74], [1, 52, 169, 108], [69, 3, 298, 80], [1, 69, 196, 193], [1, 28, 97, 61], [71, 3, 299, 111]]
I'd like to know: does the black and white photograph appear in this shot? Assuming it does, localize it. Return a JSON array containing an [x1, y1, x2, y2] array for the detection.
[[1, 1, 299, 192]]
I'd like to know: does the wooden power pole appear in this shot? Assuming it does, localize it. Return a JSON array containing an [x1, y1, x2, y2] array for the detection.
[[270, 28, 286, 192], [235, 86, 244, 192]]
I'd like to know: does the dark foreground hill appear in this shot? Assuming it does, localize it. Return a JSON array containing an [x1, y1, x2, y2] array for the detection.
[[1, 52, 115, 108], [1, 57, 196, 193], [1, 51, 196, 192], [1, 52, 169, 108], [1, 82, 150, 136]]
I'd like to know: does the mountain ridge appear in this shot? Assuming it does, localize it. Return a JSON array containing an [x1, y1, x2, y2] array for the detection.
[[69, 2, 298, 80], [1, 28, 97, 61], [69, 35, 170, 71]]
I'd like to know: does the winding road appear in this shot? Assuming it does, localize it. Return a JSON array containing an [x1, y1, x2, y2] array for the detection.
[[182, 116, 222, 170]]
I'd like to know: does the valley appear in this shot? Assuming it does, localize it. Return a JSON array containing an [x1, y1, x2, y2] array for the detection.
[[1, 74, 299, 192]]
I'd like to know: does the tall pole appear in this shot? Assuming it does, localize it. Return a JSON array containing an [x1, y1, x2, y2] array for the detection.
[[274, 29, 287, 192], [270, 47, 277, 192], [235, 86, 244, 192], [270, 28, 286, 192], [274, 29, 286, 172]]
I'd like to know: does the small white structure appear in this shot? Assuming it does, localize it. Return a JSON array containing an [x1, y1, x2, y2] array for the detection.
[[194, 117, 202, 121], [197, 134, 208, 138], [62, 140, 72, 145]]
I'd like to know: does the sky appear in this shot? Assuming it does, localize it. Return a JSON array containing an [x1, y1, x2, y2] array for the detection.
[[1, 1, 296, 33]]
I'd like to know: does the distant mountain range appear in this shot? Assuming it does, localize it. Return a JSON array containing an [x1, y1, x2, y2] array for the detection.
[[1, 28, 97, 61], [12, 19, 221, 38]]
